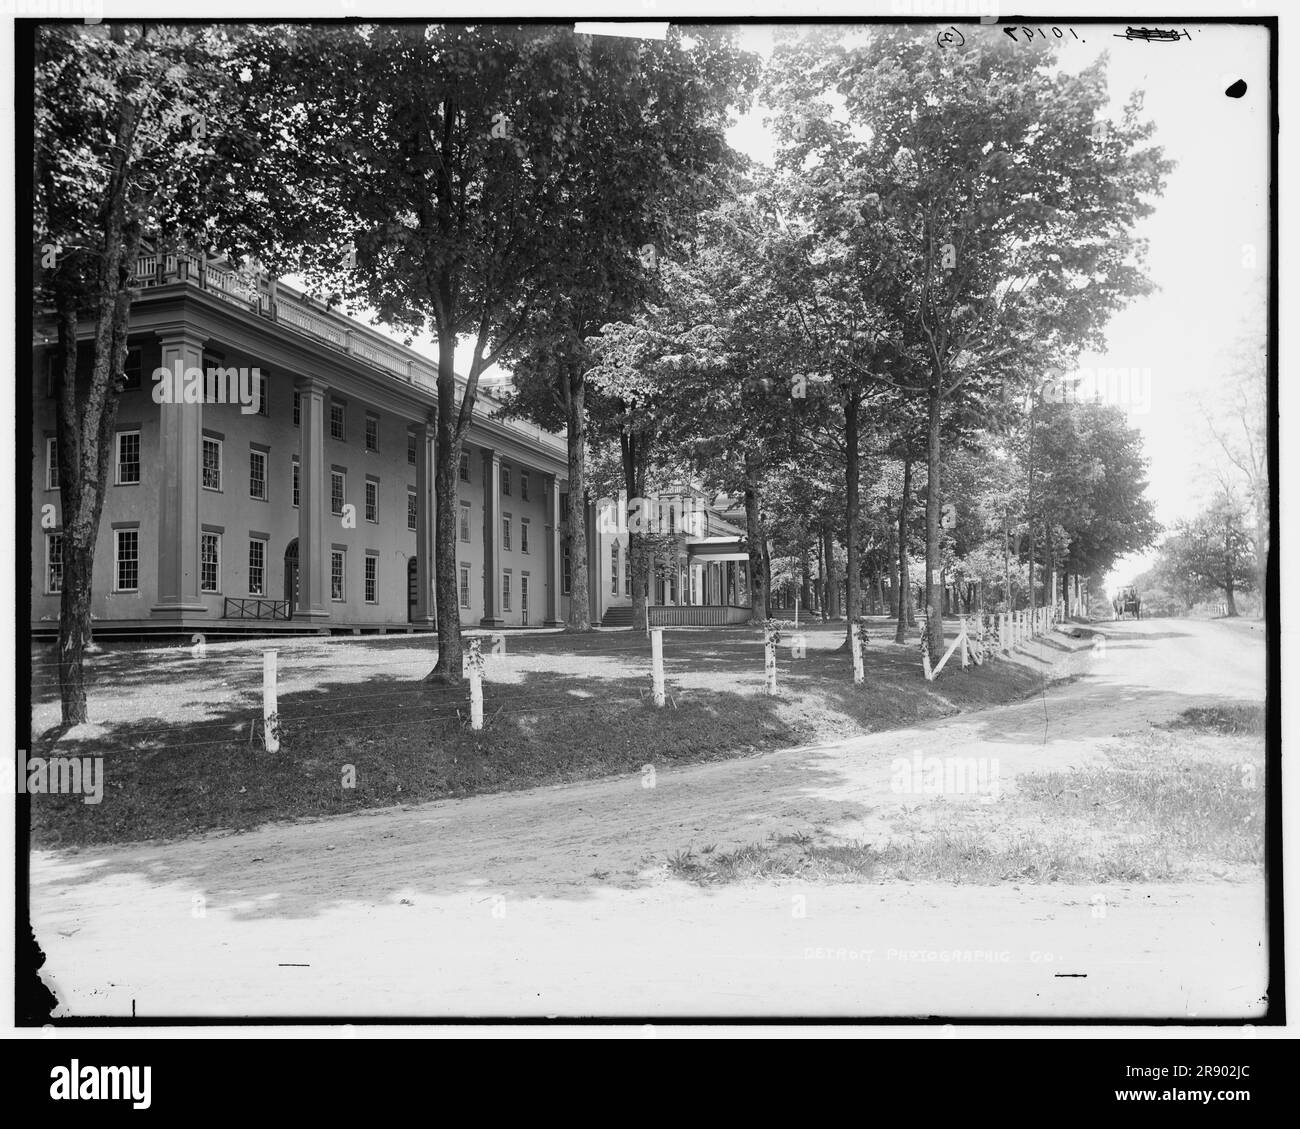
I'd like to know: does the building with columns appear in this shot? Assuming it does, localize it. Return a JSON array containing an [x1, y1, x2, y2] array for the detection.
[[31, 255, 570, 635], [31, 254, 753, 636]]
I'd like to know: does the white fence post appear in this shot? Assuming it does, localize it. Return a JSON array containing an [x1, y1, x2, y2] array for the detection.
[[469, 667, 484, 730], [466, 637, 485, 730], [262, 649, 280, 752], [650, 628, 666, 707], [959, 616, 969, 669], [850, 620, 865, 685], [999, 612, 1008, 652]]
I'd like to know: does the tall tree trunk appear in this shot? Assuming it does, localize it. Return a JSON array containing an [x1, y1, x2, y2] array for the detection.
[[763, 541, 773, 615], [1004, 518, 1012, 611], [824, 526, 841, 618], [563, 365, 591, 631], [818, 525, 828, 620], [843, 393, 861, 648], [431, 334, 464, 683], [800, 550, 811, 612], [55, 255, 139, 723], [743, 453, 767, 622], [923, 378, 944, 653], [897, 455, 914, 644], [621, 426, 648, 631], [1025, 400, 1038, 614]]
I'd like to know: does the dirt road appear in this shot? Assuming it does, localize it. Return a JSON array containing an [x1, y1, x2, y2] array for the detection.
[[31, 618, 1269, 1020]]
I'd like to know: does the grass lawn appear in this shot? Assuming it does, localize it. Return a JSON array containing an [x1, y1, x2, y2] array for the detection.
[[666, 705, 1266, 886], [28, 617, 1057, 847]]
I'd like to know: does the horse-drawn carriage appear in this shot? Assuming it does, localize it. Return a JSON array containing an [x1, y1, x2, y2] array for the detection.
[[1112, 585, 1142, 620]]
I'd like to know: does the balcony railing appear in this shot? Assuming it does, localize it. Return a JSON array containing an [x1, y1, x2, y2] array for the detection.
[[130, 252, 561, 452], [224, 597, 292, 621]]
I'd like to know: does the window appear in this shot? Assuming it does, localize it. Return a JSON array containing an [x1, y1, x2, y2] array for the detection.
[[502, 466, 511, 496], [459, 565, 470, 608], [200, 532, 221, 593], [256, 370, 269, 417], [116, 430, 140, 485], [365, 479, 378, 522], [502, 514, 512, 552], [293, 391, 300, 427], [365, 414, 379, 452], [120, 347, 142, 391], [459, 501, 470, 542], [521, 473, 529, 502], [202, 436, 222, 491], [407, 432, 417, 465], [46, 532, 63, 594], [364, 554, 378, 603], [407, 489, 417, 532], [248, 538, 266, 596], [114, 529, 139, 592], [249, 449, 267, 500], [331, 550, 345, 601], [562, 541, 571, 595], [292, 457, 300, 508], [331, 470, 345, 515], [521, 518, 530, 554], [330, 400, 345, 441], [502, 570, 512, 612], [45, 437, 58, 490], [459, 451, 470, 482], [611, 544, 619, 596]]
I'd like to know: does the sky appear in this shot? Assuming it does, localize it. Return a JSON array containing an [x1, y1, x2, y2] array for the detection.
[[299, 19, 1272, 593]]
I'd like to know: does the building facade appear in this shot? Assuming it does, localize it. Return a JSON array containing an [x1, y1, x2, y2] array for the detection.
[[31, 254, 751, 636], [32, 257, 754, 645], [32, 255, 572, 635]]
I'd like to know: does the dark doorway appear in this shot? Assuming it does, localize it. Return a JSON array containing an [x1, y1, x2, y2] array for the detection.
[[284, 539, 298, 617]]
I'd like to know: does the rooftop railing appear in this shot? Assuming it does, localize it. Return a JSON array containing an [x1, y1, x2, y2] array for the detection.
[[130, 253, 557, 451]]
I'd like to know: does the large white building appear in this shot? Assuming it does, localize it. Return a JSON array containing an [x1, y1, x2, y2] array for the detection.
[[32, 254, 751, 636]]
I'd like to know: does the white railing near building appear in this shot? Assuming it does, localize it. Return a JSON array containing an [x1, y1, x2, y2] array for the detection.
[[647, 604, 751, 628], [275, 297, 349, 349]]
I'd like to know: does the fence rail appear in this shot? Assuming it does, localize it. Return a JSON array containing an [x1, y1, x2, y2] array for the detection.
[[224, 597, 293, 621]]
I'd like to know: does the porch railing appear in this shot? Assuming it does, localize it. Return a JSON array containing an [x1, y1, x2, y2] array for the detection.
[[647, 604, 752, 628], [224, 597, 292, 621]]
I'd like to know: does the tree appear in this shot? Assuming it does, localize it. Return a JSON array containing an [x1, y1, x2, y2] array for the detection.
[[1159, 495, 1256, 617], [659, 189, 808, 624], [1198, 327, 1268, 616], [1032, 400, 1161, 590], [499, 29, 758, 632], [34, 23, 276, 723], [585, 265, 729, 629], [264, 26, 758, 677], [767, 27, 1171, 654]]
